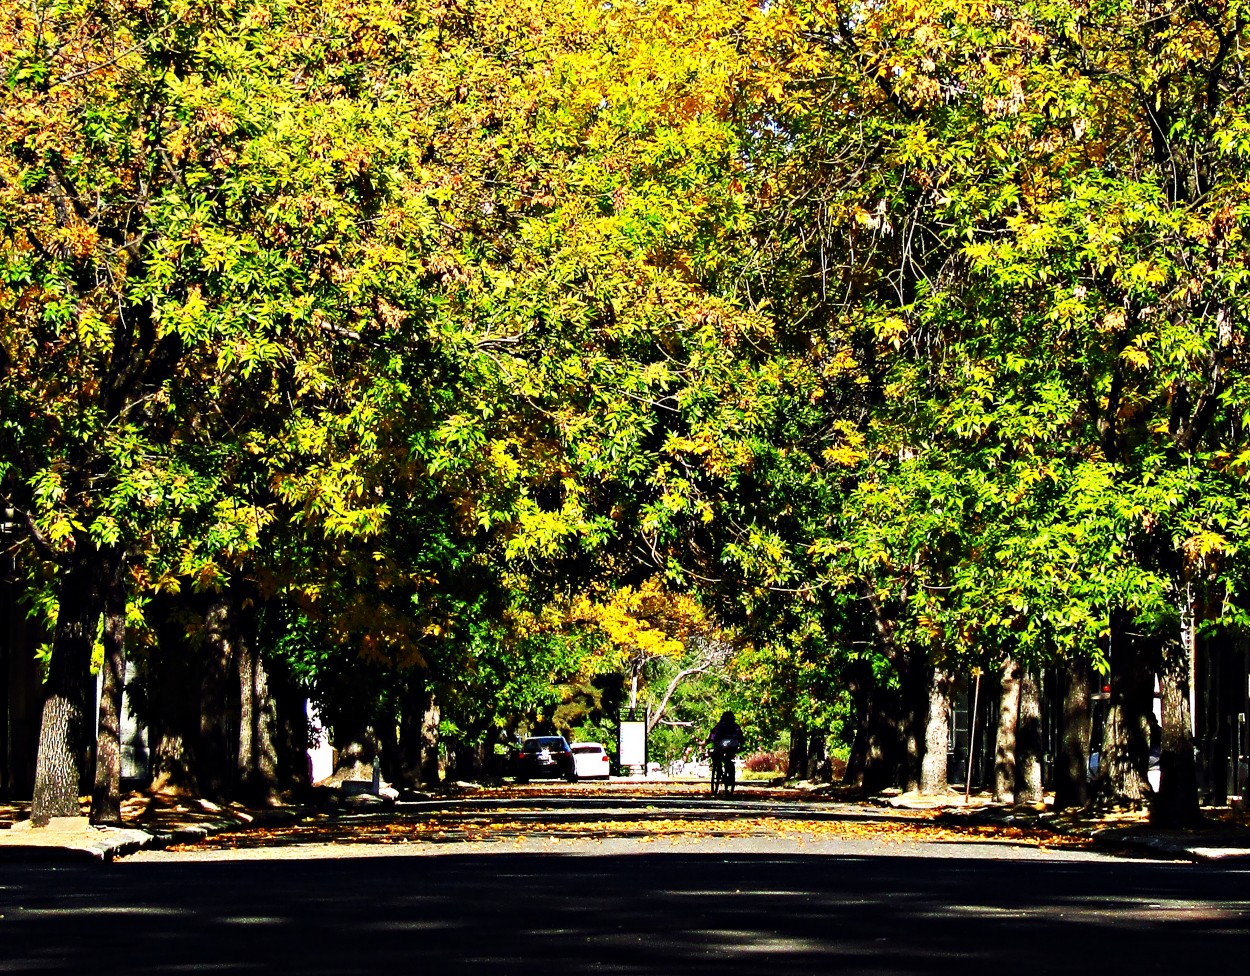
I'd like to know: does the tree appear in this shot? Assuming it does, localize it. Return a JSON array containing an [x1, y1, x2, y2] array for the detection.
[[0, 0, 468, 821], [729, 0, 1250, 813]]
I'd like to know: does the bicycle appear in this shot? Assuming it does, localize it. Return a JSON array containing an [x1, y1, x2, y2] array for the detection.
[[709, 740, 737, 797]]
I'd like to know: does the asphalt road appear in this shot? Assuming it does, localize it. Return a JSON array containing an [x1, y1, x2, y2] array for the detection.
[[1, 836, 1247, 975]]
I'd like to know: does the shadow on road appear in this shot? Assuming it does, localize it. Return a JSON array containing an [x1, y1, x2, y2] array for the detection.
[[2, 852, 1246, 974]]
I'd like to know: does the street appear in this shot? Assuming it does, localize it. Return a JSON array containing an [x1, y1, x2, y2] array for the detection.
[[1, 828, 1247, 974]]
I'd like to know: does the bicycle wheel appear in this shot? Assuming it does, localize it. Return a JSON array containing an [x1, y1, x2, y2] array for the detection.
[[724, 758, 735, 796], [710, 755, 722, 796]]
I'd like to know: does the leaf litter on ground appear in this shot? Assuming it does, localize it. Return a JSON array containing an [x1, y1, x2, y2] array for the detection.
[[170, 811, 1091, 852]]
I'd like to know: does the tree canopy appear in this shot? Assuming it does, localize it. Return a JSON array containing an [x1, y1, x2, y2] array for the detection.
[[2, 0, 1248, 820]]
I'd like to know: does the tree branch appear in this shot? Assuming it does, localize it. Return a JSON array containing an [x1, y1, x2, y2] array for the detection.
[[0, 495, 62, 564], [1176, 305, 1236, 454], [647, 663, 713, 733]]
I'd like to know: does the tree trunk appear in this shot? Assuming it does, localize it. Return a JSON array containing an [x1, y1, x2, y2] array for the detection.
[[446, 738, 481, 782], [789, 727, 809, 781], [31, 547, 110, 826], [236, 638, 279, 805], [920, 668, 953, 795], [145, 600, 201, 795], [900, 655, 926, 793], [418, 690, 441, 786], [846, 660, 908, 792], [481, 726, 505, 779], [1152, 605, 1200, 826], [395, 677, 425, 787], [807, 733, 828, 780], [199, 596, 235, 800], [377, 697, 401, 787], [1016, 667, 1044, 808], [331, 720, 380, 783], [859, 684, 905, 793], [90, 549, 129, 825], [270, 662, 311, 793], [845, 664, 872, 789], [1096, 613, 1152, 807], [858, 592, 917, 792], [1054, 656, 1091, 811], [994, 657, 1021, 803]]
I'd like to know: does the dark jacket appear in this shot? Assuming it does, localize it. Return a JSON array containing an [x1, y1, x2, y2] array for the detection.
[[706, 719, 743, 751]]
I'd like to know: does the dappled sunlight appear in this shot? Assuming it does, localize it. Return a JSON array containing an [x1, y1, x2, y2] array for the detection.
[[2, 852, 1246, 974], [19, 906, 195, 918]]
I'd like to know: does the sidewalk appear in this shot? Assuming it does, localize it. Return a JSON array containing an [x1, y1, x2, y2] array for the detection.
[[0, 792, 308, 862], [908, 790, 1250, 863]]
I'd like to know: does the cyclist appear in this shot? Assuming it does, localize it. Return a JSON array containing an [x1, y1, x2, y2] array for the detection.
[[704, 711, 743, 794]]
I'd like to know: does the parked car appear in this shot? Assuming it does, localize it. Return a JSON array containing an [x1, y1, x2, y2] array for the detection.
[[515, 736, 577, 783], [571, 742, 612, 780]]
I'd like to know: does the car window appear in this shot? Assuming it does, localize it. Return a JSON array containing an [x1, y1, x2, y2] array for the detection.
[[572, 745, 603, 754], [520, 737, 566, 753]]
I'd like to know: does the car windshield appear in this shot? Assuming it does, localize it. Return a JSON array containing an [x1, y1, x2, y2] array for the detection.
[[571, 745, 603, 754], [520, 737, 566, 753]]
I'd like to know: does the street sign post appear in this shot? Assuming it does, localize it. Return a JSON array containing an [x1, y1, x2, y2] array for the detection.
[[619, 714, 647, 775]]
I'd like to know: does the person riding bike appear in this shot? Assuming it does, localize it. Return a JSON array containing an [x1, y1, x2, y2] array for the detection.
[[704, 711, 743, 795]]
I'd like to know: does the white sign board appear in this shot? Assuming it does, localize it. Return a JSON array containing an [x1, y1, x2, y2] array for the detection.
[[619, 720, 647, 767]]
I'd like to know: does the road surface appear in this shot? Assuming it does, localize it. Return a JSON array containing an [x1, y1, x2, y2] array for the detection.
[[1, 824, 1246, 974]]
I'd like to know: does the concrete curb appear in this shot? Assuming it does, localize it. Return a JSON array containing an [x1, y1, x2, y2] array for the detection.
[[1089, 828, 1250, 863], [1089, 830, 1202, 862], [140, 808, 311, 856], [0, 826, 155, 863]]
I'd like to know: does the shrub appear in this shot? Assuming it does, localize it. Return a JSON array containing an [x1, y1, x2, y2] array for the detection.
[[742, 748, 788, 774]]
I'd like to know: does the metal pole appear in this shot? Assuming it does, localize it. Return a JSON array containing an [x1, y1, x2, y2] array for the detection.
[[1187, 581, 1197, 737], [1231, 726, 1237, 803], [965, 668, 982, 804], [1240, 713, 1247, 801]]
